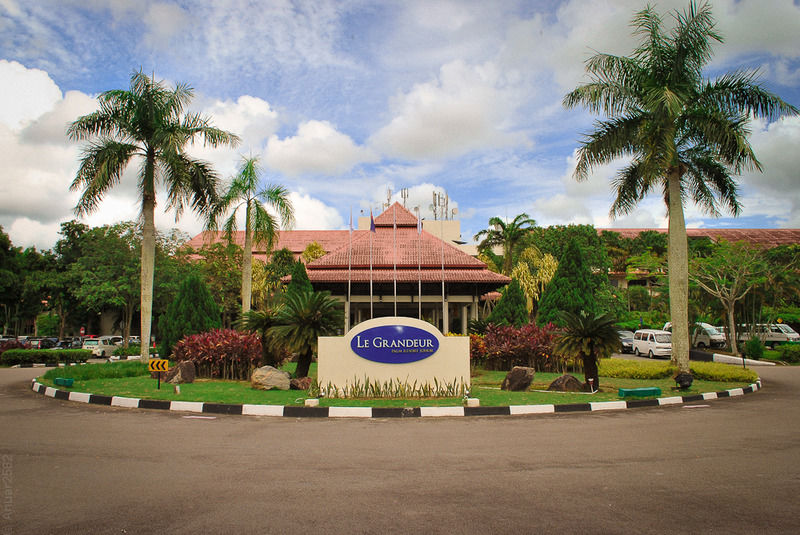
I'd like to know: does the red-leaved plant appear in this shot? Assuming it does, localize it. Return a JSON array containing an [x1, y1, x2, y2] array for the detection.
[[172, 329, 262, 380], [481, 322, 560, 372]]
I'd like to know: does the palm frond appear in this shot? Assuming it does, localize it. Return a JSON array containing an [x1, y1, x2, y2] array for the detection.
[[70, 139, 138, 216]]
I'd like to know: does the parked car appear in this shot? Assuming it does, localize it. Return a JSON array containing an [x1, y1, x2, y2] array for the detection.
[[617, 330, 634, 353], [82, 336, 118, 357], [691, 323, 726, 349], [633, 329, 672, 359], [28, 337, 58, 349], [54, 338, 83, 350], [737, 324, 800, 348]]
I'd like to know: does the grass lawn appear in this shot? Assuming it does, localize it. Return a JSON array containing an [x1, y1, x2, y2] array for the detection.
[[37, 360, 757, 407]]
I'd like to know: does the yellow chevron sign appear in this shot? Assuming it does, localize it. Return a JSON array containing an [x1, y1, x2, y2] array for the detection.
[[148, 359, 168, 373]]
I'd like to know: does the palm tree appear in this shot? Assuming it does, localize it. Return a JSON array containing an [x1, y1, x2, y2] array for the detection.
[[209, 156, 294, 314], [269, 290, 343, 378], [563, 1, 797, 375], [473, 213, 536, 275], [555, 311, 619, 392], [239, 294, 285, 368], [68, 70, 239, 362]]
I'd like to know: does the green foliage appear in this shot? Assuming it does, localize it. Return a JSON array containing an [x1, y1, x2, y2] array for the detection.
[[474, 213, 536, 275], [555, 310, 620, 389], [41, 360, 148, 381], [36, 313, 60, 337], [173, 328, 262, 380], [486, 279, 528, 327], [627, 286, 651, 311], [777, 344, 800, 364], [113, 344, 141, 356], [537, 238, 597, 325], [158, 275, 221, 357], [301, 241, 326, 264], [598, 359, 673, 380], [689, 362, 759, 383], [1, 349, 90, 366], [270, 290, 343, 378], [744, 336, 764, 360], [287, 261, 313, 296], [192, 242, 242, 327]]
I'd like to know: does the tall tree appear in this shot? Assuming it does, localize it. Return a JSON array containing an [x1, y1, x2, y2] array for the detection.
[[208, 156, 294, 315], [537, 238, 598, 326], [563, 1, 797, 374], [690, 240, 767, 356], [67, 70, 239, 361], [474, 213, 536, 275], [486, 278, 529, 327], [158, 275, 221, 357]]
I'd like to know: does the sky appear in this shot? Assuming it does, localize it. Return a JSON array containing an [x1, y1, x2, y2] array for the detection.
[[1, 0, 799, 251]]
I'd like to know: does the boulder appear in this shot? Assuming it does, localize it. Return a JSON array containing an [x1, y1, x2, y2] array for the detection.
[[251, 365, 291, 391], [547, 374, 584, 392], [501, 366, 535, 391], [164, 361, 195, 384], [290, 376, 313, 391]]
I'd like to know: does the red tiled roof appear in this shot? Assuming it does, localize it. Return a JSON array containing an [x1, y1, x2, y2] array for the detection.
[[306, 268, 510, 283], [184, 230, 350, 257], [598, 228, 800, 247], [373, 202, 419, 227]]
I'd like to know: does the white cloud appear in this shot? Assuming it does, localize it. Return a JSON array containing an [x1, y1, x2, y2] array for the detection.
[[142, 2, 188, 49], [0, 60, 62, 130], [265, 120, 377, 176], [288, 192, 343, 230], [370, 60, 528, 160]]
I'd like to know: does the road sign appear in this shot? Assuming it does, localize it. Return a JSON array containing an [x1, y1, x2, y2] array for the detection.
[[80, 326, 85, 336], [148, 359, 168, 372]]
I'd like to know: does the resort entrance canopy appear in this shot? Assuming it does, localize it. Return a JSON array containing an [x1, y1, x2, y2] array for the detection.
[[307, 203, 509, 333]]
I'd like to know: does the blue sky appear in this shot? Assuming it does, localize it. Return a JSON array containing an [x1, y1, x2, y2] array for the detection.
[[1, 0, 799, 250]]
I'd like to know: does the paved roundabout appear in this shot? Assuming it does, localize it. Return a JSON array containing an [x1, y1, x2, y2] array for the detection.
[[2, 365, 799, 534]]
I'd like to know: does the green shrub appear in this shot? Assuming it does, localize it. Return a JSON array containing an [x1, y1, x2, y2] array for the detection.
[[743, 336, 764, 360], [597, 359, 759, 383], [41, 360, 148, 381], [598, 358, 674, 379], [778, 344, 800, 364], [113, 344, 141, 356], [1, 349, 91, 366], [158, 275, 221, 357], [688, 361, 759, 383]]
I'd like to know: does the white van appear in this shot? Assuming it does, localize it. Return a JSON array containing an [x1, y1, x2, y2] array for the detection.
[[737, 324, 800, 348], [691, 323, 726, 349], [633, 329, 672, 358], [82, 336, 117, 357]]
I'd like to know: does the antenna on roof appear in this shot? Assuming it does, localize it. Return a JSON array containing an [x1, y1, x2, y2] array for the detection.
[[401, 188, 409, 207]]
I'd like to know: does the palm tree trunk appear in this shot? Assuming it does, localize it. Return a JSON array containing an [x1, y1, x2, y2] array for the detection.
[[295, 349, 312, 378], [667, 169, 691, 374], [582, 353, 600, 391], [241, 204, 253, 315], [139, 158, 156, 363], [726, 301, 738, 357]]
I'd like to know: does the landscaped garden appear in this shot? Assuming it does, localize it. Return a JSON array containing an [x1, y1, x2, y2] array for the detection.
[[36, 358, 758, 408]]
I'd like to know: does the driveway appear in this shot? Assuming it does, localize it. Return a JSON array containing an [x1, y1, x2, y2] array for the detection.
[[1, 365, 798, 534]]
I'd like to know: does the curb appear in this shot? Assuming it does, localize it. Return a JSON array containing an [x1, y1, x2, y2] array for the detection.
[[30, 379, 762, 418]]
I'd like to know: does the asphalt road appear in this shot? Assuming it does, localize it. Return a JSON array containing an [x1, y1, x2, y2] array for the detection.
[[1, 364, 799, 535]]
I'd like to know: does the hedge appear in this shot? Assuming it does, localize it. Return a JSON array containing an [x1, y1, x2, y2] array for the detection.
[[598, 358, 759, 383], [1, 349, 91, 366]]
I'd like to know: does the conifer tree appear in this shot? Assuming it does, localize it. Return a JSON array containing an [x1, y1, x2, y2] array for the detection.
[[537, 238, 596, 326], [158, 275, 221, 356], [287, 260, 313, 296], [486, 278, 529, 327]]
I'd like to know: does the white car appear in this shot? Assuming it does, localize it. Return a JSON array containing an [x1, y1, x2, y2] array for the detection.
[[82, 336, 118, 357], [692, 323, 726, 349], [633, 329, 672, 359], [737, 324, 800, 348]]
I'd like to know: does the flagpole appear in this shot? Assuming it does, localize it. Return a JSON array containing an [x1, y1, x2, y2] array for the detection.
[[416, 207, 422, 320], [369, 208, 375, 319], [393, 204, 397, 316], [347, 206, 352, 331]]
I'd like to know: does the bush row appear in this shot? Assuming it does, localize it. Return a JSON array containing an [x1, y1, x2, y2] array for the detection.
[[41, 360, 149, 381], [1, 349, 91, 366], [173, 329, 261, 380], [778, 344, 800, 364], [598, 358, 759, 383]]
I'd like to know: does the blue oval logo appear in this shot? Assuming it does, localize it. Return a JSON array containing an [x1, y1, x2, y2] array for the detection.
[[351, 325, 439, 364]]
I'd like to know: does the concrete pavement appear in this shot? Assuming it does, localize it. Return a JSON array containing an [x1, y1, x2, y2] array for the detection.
[[1, 365, 799, 534]]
